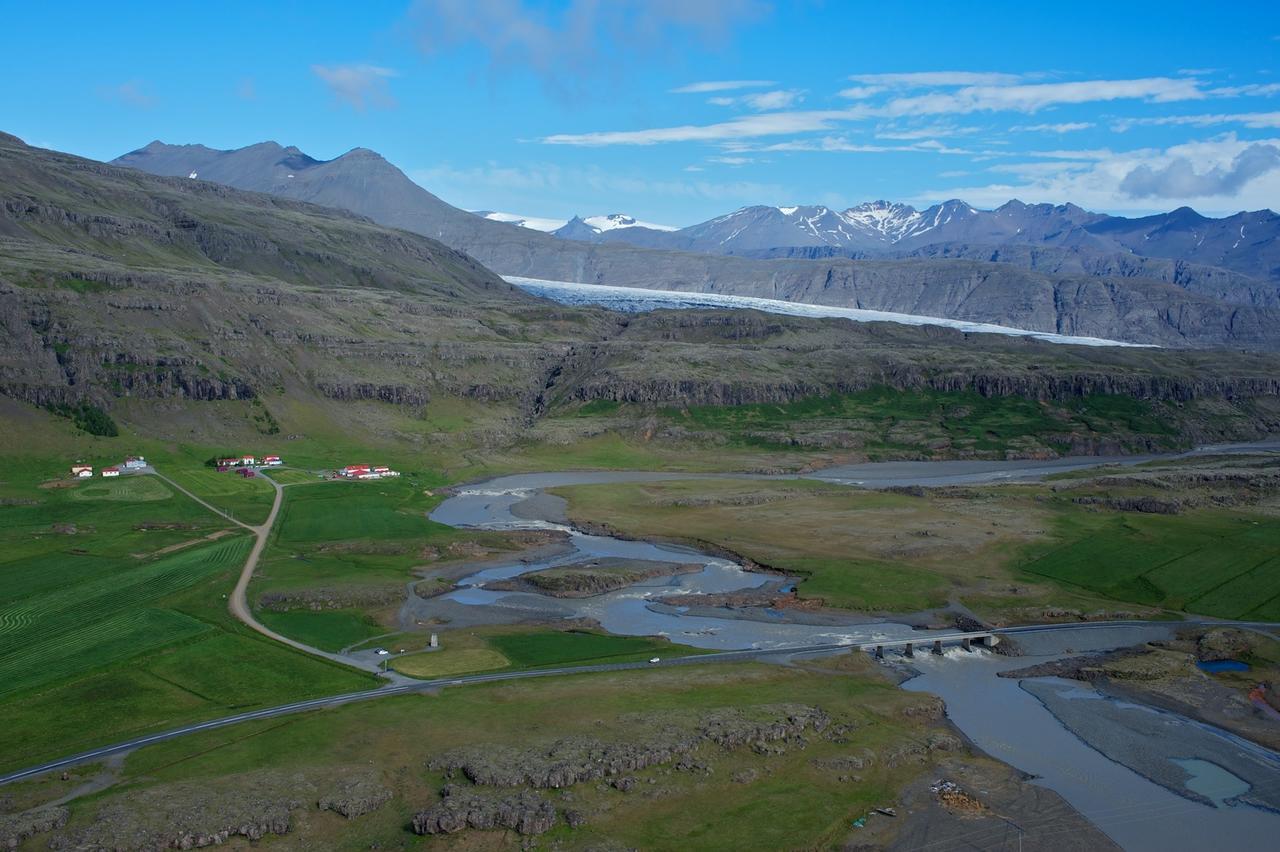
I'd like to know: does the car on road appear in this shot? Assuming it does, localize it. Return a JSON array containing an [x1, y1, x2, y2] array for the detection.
[[649, 657, 660, 663]]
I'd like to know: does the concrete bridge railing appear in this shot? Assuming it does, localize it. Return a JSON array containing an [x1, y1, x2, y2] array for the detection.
[[862, 632, 1001, 659]]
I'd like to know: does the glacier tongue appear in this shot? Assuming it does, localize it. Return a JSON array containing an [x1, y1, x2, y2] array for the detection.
[[504, 276, 1154, 349]]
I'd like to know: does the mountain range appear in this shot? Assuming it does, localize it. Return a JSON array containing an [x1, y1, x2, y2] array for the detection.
[[8, 130, 1280, 457], [111, 140, 1280, 350]]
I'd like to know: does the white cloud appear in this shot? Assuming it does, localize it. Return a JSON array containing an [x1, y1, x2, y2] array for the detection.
[[311, 63, 397, 110], [541, 107, 868, 146], [1114, 111, 1280, 131], [882, 77, 1204, 117], [1012, 122, 1094, 133], [672, 79, 775, 93], [99, 80, 157, 109], [708, 89, 804, 110], [1208, 82, 1280, 97], [408, 0, 767, 93], [542, 77, 1208, 147], [918, 134, 1280, 214], [1120, 142, 1280, 199], [849, 71, 1023, 87], [837, 85, 885, 100], [758, 136, 977, 155]]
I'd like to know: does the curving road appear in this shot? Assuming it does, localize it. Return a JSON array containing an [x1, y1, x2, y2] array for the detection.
[[155, 469, 391, 675], [4, 618, 1276, 787]]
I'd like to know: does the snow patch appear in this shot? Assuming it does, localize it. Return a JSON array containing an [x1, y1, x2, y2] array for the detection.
[[504, 276, 1154, 349], [582, 213, 678, 232], [779, 206, 799, 216], [478, 211, 567, 232]]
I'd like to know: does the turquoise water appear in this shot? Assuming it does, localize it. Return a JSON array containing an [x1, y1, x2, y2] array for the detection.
[[1197, 660, 1250, 673]]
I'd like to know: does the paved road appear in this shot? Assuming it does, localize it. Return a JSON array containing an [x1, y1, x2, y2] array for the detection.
[[4, 618, 1275, 788]]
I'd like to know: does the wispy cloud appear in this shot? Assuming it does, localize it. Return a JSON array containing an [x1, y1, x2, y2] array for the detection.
[[1113, 111, 1280, 131], [100, 79, 157, 109], [1209, 82, 1280, 97], [407, 0, 768, 94], [837, 85, 885, 100], [758, 136, 978, 155], [311, 63, 397, 110], [542, 77, 1206, 146], [708, 89, 804, 110], [1012, 122, 1094, 133], [672, 79, 775, 94], [880, 77, 1204, 117], [542, 108, 867, 146], [850, 71, 1023, 87]]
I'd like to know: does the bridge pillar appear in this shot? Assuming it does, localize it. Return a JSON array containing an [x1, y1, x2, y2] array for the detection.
[[904, 643, 914, 659], [874, 645, 884, 660], [932, 640, 943, 656], [983, 634, 1001, 647], [961, 638, 972, 652]]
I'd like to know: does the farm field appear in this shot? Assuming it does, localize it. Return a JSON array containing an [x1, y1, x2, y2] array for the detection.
[[0, 452, 376, 773], [257, 608, 387, 653], [158, 467, 276, 525], [1021, 507, 1280, 620]]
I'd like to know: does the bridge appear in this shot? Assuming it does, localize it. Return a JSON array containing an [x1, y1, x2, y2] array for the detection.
[[858, 630, 1001, 659]]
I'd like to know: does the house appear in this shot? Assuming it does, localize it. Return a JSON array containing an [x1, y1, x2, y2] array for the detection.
[[240, 455, 256, 466], [218, 457, 239, 467], [70, 464, 93, 478], [373, 466, 391, 474], [341, 464, 371, 478], [102, 467, 120, 478], [238, 467, 255, 478], [263, 455, 282, 466], [123, 456, 146, 470]]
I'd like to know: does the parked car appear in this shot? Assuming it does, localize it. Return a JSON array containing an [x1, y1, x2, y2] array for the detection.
[[649, 657, 661, 664], [374, 648, 390, 656]]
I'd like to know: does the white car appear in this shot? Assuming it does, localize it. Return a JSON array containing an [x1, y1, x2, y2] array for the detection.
[[374, 648, 390, 656], [649, 657, 661, 664]]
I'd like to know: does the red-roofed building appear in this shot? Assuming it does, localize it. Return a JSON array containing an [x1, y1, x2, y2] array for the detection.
[[263, 455, 282, 466], [70, 464, 93, 478], [102, 467, 120, 478]]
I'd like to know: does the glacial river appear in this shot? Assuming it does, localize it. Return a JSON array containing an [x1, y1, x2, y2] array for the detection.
[[428, 444, 1280, 850]]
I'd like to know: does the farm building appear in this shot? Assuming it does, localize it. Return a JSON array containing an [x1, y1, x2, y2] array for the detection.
[[339, 464, 399, 479], [123, 456, 146, 470], [218, 457, 239, 467], [70, 464, 93, 478], [240, 455, 256, 466], [263, 455, 282, 466], [101, 467, 120, 478]]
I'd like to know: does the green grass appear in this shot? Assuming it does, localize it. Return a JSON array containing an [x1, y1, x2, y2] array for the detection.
[[67, 475, 173, 502], [785, 556, 950, 612], [257, 609, 387, 653], [273, 480, 432, 544], [651, 386, 1177, 455], [0, 537, 251, 695], [1019, 505, 1280, 617], [487, 629, 706, 669], [159, 467, 275, 525], [392, 647, 510, 678]]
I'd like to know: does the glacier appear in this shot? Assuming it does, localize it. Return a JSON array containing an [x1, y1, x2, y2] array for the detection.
[[504, 276, 1154, 349]]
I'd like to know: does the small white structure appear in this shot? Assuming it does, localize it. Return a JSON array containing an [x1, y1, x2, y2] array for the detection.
[[102, 467, 120, 478], [123, 456, 146, 470], [430, 634, 439, 648], [240, 455, 256, 466], [71, 464, 93, 478], [263, 455, 282, 466]]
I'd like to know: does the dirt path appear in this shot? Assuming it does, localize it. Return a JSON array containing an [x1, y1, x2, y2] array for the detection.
[[153, 470, 394, 678]]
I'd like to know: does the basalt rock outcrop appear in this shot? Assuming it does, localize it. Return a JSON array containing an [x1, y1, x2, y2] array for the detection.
[[412, 786, 558, 836]]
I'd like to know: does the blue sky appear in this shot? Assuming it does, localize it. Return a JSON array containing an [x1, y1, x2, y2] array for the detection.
[[3, 1, 1278, 226]]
